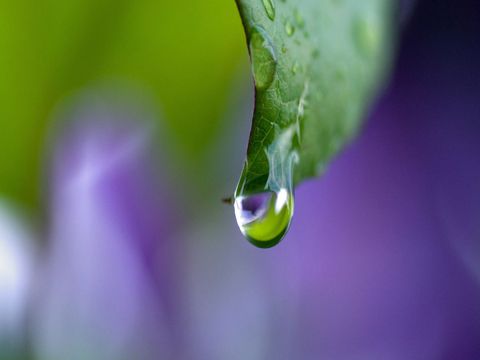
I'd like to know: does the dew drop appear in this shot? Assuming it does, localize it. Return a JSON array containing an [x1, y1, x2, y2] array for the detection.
[[234, 188, 294, 248], [262, 0, 276, 21], [353, 16, 380, 57], [293, 9, 304, 28], [291, 61, 299, 74], [249, 25, 277, 90], [285, 21, 295, 36]]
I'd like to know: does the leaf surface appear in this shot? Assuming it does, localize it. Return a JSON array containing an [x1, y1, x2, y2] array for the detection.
[[235, 0, 394, 195]]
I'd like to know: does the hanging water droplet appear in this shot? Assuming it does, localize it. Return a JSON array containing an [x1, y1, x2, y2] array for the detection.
[[234, 126, 298, 248], [234, 188, 294, 248], [285, 21, 295, 36], [262, 0, 276, 21], [249, 25, 277, 90]]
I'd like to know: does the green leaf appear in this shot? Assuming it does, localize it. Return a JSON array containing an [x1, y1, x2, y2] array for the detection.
[[234, 0, 395, 196]]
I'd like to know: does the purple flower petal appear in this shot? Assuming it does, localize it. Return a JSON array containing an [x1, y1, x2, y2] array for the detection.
[[34, 95, 176, 360]]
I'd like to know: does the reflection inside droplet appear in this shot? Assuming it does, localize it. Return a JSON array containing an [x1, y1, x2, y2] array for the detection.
[[234, 188, 294, 248]]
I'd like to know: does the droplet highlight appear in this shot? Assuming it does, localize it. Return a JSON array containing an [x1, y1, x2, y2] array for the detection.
[[234, 189, 294, 248], [249, 25, 277, 90], [262, 0, 276, 20]]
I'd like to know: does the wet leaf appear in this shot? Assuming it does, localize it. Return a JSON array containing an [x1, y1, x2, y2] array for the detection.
[[235, 0, 395, 194]]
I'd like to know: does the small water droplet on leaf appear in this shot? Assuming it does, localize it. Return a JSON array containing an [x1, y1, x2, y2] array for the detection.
[[291, 61, 299, 74], [285, 21, 295, 36], [294, 9, 304, 28], [353, 15, 380, 57], [249, 25, 277, 90], [262, 0, 276, 20]]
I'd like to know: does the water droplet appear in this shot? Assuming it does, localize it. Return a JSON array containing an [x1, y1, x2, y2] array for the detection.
[[249, 25, 277, 90], [234, 125, 298, 248], [291, 61, 299, 74], [285, 21, 295, 36], [293, 9, 304, 28], [296, 80, 309, 121], [353, 16, 380, 57], [234, 188, 294, 248], [262, 0, 276, 21]]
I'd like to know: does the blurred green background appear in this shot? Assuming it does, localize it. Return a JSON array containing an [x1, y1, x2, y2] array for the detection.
[[0, 0, 247, 209]]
